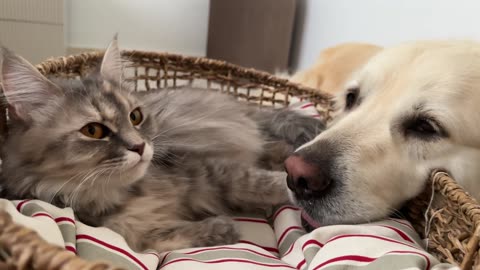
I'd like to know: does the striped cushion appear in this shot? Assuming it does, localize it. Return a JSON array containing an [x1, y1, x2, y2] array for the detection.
[[1, 199, 457, 270]]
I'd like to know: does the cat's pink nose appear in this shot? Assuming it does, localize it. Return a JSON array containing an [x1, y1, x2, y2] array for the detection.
[[128, 142, 145, 156]]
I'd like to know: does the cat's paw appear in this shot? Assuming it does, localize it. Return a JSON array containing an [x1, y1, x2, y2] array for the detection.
[[193, 216, 240, 247]]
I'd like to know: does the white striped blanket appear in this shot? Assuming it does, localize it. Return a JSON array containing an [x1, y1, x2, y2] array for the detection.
[[0, 199, 457, 270]]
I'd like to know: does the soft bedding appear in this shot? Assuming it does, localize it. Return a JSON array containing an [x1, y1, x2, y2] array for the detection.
[[0, 199, 457, 270]]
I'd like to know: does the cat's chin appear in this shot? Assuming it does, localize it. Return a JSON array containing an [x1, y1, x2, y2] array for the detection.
[[117, 159, 151, 186]]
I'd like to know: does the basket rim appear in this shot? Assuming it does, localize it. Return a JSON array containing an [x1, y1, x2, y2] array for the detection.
[[431, 170, 480, 227], [35, 49, 334, 104]]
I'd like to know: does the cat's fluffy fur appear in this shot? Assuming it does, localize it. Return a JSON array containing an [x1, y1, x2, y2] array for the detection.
[[0, 38, 324, 252]]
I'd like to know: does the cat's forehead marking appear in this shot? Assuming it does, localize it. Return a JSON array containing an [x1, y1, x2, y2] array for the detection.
[[91, 89, 135, 124], [101, 103, 117, 120], [83, 105, 102, 121], [113, 91, 133, 109]]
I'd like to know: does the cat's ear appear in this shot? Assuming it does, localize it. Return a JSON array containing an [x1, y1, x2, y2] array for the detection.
[[100, 34, 123, 83], [0, 47, 61, 121]]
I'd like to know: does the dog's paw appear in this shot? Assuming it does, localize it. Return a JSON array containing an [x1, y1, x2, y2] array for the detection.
[[193, 216, 240, 247]]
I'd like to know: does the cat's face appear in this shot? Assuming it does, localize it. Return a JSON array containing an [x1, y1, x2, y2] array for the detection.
[[0, 38, 154, 204], [36, 78, 155, 186]]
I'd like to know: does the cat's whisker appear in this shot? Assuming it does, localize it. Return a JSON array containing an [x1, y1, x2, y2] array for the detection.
[[88, 167, 112, 188], [71, 167, 111, 210], [100, 159, 125, 166], [151, 133, 170, 140], [68, 168, 98, 210], [48, 169, 91, 204], [68, 164, 113, 209], [152, 155, 182, 167], [153, 140, 226, 149], [89, 169, 112, 201], [104, 166, 118, 194], [387, 207, 406, 219], [152, 150, 184, 166]]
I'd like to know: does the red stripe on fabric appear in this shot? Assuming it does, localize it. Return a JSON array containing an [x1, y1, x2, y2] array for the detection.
[[300, 103, 314, 109], [313, 250, 431, 270], [285, 234, 419, 258], [326, 234, 421, 250], [277, 226, 303, 244], [55, 217, 76, 224], [233, 217, 268, 224], [32, 212, 54, 219], [272, 205, 301, 221], [296, 259, 306, 269], [387, 250, 431, 270], [377, 225, 414, 243], [159, 252, 171, 266], [282, 241, 296, 256], [388, 218, 415, 231], [65, 246, 77, 253], [145, 251, 160, 260], [302, 239, 324, 249], [161, 258, 296, 269], [290, 239, 325, 269], [184, 246, 279, 260], [31, 213, 76, 226], [77, 234, 148, 270], [282, 231, 323, 257], [16, 199, 31, 211], [314, 255, 375, 269], [238, 240, 279, 253]]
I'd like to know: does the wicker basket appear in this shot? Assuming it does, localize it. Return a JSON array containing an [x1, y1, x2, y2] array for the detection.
[[0, 50, 478, 269]]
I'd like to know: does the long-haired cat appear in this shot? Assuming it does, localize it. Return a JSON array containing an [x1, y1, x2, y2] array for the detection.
[[0, 38, 324, 252]]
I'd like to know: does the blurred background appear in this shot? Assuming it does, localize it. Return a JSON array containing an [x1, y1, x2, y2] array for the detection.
[[1, 0, 480, 72]]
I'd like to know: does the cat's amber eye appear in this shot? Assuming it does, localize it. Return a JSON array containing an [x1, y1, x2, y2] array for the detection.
[[130, 108, 143, 126], [80, 123, 110, 139]]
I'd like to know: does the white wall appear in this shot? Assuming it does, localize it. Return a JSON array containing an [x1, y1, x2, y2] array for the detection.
[[1, 0, 64, 64], [293, 0, 480, 70], [64, 0, 210, 56], [65, 1, 480, 70]]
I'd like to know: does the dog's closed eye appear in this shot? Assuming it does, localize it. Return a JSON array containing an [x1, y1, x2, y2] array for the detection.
[[401, 116, 447, 140]]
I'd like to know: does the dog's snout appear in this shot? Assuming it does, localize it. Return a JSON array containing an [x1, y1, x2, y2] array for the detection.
[[285, 155, 331, 197]]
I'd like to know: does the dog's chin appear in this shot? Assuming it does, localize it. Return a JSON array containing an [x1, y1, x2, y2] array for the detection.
[[289, 190, 390, 229], [296, 200, 356, 226]]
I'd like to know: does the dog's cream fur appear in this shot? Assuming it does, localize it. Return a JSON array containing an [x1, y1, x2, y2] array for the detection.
[[290, 42, 382, 94], [297, 40, 480, 224]]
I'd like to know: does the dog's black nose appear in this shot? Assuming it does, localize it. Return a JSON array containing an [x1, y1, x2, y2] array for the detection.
[[285, 155, 331, 197]]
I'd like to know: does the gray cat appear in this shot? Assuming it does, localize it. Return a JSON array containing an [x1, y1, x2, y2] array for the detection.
[[0, 38, 324, 252]]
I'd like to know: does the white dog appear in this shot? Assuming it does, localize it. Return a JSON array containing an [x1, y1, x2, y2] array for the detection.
[[285, 40, 480, 226]]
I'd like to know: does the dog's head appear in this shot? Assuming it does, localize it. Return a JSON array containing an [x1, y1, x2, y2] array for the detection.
[[286, 41, 480, 225]]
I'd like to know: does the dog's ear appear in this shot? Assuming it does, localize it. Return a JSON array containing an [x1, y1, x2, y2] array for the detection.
[[100, 34, 123, 84], [0, 47, 61, 122], [291, 70, 324, 90], [314, 74, 324, 89]]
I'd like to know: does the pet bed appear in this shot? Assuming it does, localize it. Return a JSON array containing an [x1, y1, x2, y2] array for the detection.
[[0, 198, 455, 270], [0, 50, 477, 269]]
